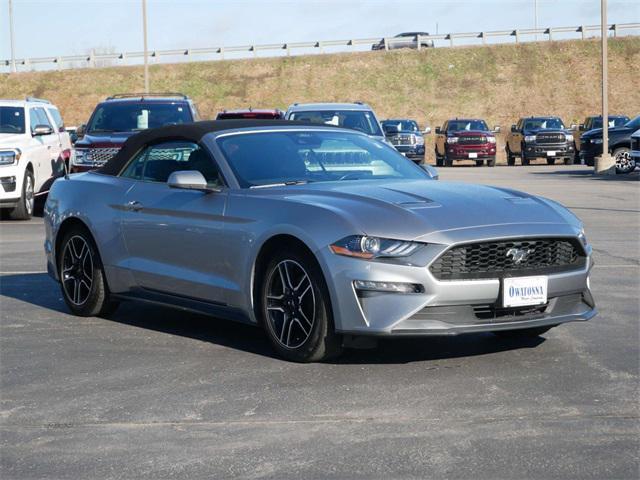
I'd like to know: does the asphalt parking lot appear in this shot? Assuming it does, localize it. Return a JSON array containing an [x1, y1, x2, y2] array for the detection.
[[1, 165, 638, 479]]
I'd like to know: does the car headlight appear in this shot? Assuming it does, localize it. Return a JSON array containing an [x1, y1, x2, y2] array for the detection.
[[330, 235, 422, 259], [414, 135, 425, 145], [446, 137, 459, 144], [524, 135, 536, 142], [487, 137, 496, 144], [72, 148, 92, 165], [593, 139, 603, 144], [0, 149, 21, 166], [565, 134, 574, 142], [578, 227, 588, 247]]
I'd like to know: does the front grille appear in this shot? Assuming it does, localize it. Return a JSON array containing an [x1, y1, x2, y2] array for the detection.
[[430, 238, 586, 280], [88, 147, 120, 165], [536, 132, 566, 144], [458, 135, 486, 144], [473, 303, 548, 321]]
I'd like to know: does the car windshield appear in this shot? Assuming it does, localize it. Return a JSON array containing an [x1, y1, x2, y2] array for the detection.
[[382, 120, 419, 132], [0, 107, 26, 134], [217, 130, 429, 188], [289, 110, 383, 136], [523, 118, 565, 130], [624, 116, 640, 130], [592, 117, 629, 129], [447, 120, 489, 131], [87, 102, 193, 133]]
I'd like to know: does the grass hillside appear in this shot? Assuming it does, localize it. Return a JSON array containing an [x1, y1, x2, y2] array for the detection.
[[2, 37, 639, 163]]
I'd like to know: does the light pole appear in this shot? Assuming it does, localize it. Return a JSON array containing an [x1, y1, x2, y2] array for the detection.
[[534, 0, 538, 41], [9, 0, 16, 73], [596, 0, 615, 174], [142, 0, 149, 93]]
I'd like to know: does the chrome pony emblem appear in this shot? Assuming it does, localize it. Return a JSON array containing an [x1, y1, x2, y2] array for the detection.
[[506, 247, 534, 265]]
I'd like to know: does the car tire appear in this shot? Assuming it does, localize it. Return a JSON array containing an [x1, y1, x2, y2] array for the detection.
[[546, 158, 556, 165], [257, 246, 342, 362], [520, 148, 530, 166], [487, 157, 496, 167], [493, 325, 556, 338], [475, 160, 484, 167], [564, 157, 574, 165], [506, 147, 515, 166], [444, 155, 453, 167], [58, 227, 119, 317], [435, 149, 443, 167], [613, 147, 635, 174], [9, 170, 34, 220]]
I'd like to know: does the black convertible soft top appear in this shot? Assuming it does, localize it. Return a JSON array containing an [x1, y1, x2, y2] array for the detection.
[[97, 119, 317, 176]]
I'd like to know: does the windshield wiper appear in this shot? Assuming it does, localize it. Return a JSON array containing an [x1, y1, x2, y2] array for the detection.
[[250, 180, 310, 189]]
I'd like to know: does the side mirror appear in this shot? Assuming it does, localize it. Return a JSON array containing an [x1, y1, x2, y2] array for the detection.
[[579, 124, 585, 131], [422, 126, 431, 134], [167, 170, 211, 191], [493, 125, 501, 133], [570, 124, 578, 130], [76, 123, 86, 137], [420, 164, 439, 180], [435, 126, 441, 134], [32, 125, 54, 136], [510, 124, 517, 133]]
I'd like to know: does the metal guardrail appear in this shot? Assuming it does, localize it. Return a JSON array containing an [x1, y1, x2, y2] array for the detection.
[[2, 22, 639, 72]]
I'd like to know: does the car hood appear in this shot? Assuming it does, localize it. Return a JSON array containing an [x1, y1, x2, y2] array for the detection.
[[0, 133, 28, 147], [581, 126, 633, 139], [75, 131, 137, 148], [259, 179, 580, 241]]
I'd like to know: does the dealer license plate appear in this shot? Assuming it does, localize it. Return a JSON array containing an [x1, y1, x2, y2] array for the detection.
[[468, 152, 478, 158], [546, 151, 556, 157], [503, 276, 548, 308]]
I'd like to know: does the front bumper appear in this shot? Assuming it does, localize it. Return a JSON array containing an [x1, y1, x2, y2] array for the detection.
[[318, 231, 595, 336], [0, 165, 24, 206], [524, 142, 574, 159], [446, 144, 496, 160]]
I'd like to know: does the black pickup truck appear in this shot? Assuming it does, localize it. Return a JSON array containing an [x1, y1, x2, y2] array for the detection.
[[505, 117, 574, 166]]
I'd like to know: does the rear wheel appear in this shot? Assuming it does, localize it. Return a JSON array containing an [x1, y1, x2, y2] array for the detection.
[[435, 149, 443, 167], [614, 147, 635, 174], [258, 247, 342, 362], [520, 148, 530, 166], [475, 160, 484, 167], [58, 227, 119, 317], [564, 157, 574, 165], [546, 158, 556, 165], [506, 147, 515, 166], [493, 325, 556, 338], [9, 170, 34, 220]]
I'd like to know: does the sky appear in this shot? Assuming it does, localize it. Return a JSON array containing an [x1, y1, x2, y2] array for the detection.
[[1, 0, 639, 62]]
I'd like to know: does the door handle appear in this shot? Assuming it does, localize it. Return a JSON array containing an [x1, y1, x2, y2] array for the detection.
[[125, 200, 143, 212]]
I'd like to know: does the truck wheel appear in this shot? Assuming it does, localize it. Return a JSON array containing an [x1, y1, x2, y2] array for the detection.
[[546, 158, 556, 165], [487, 157, 496, 167], [506, 147, 515, 166], [444, 155, 453, 167], [9, 170, 35, 220], [520, 149, 530, 166], [564, 157, 574, 165], [475, 160, 484, 167], [435, 149, 443, 167], [614, 147, 635, 174]]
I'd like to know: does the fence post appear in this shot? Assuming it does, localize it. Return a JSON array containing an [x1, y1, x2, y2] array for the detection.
[[581, 25, 586, 40], [481, 32, 486, 45], [220, 47, 224, 60], [449, 34, 454, 47], [548, 28, 553, 41], [56, 57, 62, 71], [514, 30, 519, 43], [416, 35, 421, 51], [89, 49, 96, 68], [612, 24, 617, 37], [384, 37, 388, 51], [319, 41, 324, 54]]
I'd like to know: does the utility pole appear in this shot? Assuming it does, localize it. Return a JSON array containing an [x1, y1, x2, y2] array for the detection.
[[142, 0, 149, 93], [9, 0, 16, 73], [596, 0, 615, 174], [534, 0, 538, 41]]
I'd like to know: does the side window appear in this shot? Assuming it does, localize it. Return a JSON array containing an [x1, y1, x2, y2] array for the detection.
[[47, 108, 64, 131], [442, 121, 448, 133], [120, 141, 222, 187], [517, 119, 523, 131], [29, 109, 40, 132], [31, 108, 53, 130]]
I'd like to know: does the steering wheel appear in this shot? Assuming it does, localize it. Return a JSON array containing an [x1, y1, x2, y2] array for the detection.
[[338, 172, 361, 181]]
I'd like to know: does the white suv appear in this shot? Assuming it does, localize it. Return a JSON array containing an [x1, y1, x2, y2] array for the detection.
[[0, 98, 72, 220]]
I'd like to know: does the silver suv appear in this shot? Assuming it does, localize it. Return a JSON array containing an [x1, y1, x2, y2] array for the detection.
[[285, 102, 386, 143]]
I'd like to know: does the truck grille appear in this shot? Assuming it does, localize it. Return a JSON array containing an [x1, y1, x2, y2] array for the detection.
[[391, 134, 415, 146], [536, 132, 566, 144], [88, 147, 120, 165], [430, 238, 585, 280], [458, 135, 486, 144]]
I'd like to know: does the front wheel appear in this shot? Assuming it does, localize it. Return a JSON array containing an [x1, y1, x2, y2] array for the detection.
[[493, 325, 556, 339], [506, 147, 515, 166], [614, 147, 635, 174], [258, 247, 342, 362], [444, 155, 453, 167], [487, 156, 496, 167], [546, 158, 556, 165], [58, 227, 119, 317], [475, 160, 484, 167], [9, 170, 34, 220], [520, 149, 530, 166], [564, 157, 574, 165]]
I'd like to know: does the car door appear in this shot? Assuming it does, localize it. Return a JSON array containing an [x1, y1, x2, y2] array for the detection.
[[28, 107, 59, 191], [45, 106, 69, 174], [119, 140, 231, 304]]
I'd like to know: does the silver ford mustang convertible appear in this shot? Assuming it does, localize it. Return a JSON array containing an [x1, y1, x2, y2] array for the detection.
[[44, 120, 596, 362]]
